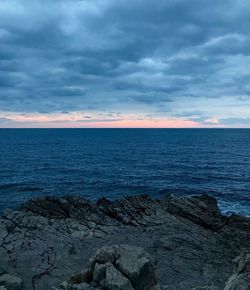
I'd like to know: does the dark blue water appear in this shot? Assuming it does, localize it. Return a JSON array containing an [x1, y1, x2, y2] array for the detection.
[[0, 129, 249, 215]]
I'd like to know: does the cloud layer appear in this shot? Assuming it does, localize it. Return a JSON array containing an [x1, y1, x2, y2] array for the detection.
[[0, 0, 250, 127]]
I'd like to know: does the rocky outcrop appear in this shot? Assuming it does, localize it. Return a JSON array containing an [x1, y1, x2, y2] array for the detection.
[[224, 251, 250, 290], [0, 194, 249, 290], [165, 195, 225, 230]]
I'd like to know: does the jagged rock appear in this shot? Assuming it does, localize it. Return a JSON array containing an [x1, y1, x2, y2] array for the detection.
[[165, 195, 224, 230], [90, 247, 116, 269], [115, 245, 156, 290], [224, 252, 250, 290], [93, 263, 108, 284], [0, 194, 249, 290], [0, 274, 22, 290], [96, 262, 133, 290], [63, 245, 156, 290], [88, 245, 157, 290]]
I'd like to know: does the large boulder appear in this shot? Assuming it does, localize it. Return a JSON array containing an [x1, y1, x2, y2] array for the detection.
[[88, 245, 157, 290], [93, 262, 134, 290], [115, 246, 156, 290], [224, 252, 250, 290], [55, 245, 157, 290]]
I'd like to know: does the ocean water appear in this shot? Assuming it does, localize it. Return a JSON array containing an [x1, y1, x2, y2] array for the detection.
[[0, 129, 249, 216]]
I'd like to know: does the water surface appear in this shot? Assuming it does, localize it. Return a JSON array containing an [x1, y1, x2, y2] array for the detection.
[[0, 129, 249, 215]]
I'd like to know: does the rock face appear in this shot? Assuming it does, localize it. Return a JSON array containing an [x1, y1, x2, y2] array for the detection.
[[224, 252, 250, 290], [0, 194, 249, 290]]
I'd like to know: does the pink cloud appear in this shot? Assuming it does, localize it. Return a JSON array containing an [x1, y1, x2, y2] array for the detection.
[[0, 112, 228, 128], [78, 118, 199, 128]]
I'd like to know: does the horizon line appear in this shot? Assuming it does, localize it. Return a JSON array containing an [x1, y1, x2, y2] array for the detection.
[[1, 127, 250, 129]]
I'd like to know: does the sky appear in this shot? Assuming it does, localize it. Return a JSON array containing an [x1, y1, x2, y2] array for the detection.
[[0, 0, 250, 128]]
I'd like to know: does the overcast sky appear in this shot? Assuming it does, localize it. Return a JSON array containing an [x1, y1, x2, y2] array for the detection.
[[0, 0, 250, 127]]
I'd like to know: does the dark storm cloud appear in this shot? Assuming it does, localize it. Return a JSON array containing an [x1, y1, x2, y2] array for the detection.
[[0, 0, 250, 125]]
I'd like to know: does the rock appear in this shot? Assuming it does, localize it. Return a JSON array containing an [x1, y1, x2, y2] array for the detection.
[[0, 194, 250, 290], [0, 274, 22, 290], [165, 194, 224, 230], [89, 245, 157, 290], [65, 245, 156, 290], [93, 263, 108, 284], [89, 247, 116, 270], [60, 281, 69, 290], [115, 245, 156, 290], [69, 270, 92, 285], [224, 252, 250, 290], [92, 261, 134, 290], [98, 262, 133, 290]]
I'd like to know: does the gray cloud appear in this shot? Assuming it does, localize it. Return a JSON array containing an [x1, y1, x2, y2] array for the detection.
[[219, 117, 250, 126], [0, 0, 250, 126], [0, 117, 11, 124]]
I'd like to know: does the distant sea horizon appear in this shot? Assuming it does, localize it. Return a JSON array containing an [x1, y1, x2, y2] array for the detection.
[[0, 128, 249, 216], [0, 127, 250, 130]]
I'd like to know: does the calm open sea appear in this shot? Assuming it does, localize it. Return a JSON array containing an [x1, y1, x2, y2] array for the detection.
[[0, 129, 249, 215]]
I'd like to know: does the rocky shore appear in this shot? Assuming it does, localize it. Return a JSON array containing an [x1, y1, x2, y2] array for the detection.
[[0, 194, 249, 290]]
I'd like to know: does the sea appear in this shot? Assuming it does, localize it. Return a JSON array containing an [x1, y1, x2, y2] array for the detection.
[[0, 129, 249, 216]]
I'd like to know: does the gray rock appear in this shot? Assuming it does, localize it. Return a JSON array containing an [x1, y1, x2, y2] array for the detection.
[[89, 245, 156, 290], [224, 252, 250, 290], [93, 263, 109, 285], [0, 194, 249, 290], [66, 245, 156, 290], [115, 245, 157, 290], [60, 281, 69, 290], [99, 262, 134, 290], [165, 194, 224, 230], [0, 274, 22, 290], [90, 248, 116, 270]]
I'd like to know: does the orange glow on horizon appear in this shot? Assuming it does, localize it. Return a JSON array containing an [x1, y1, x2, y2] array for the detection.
[[0, 112, 227, 128], [77, 119, 199, 128]]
